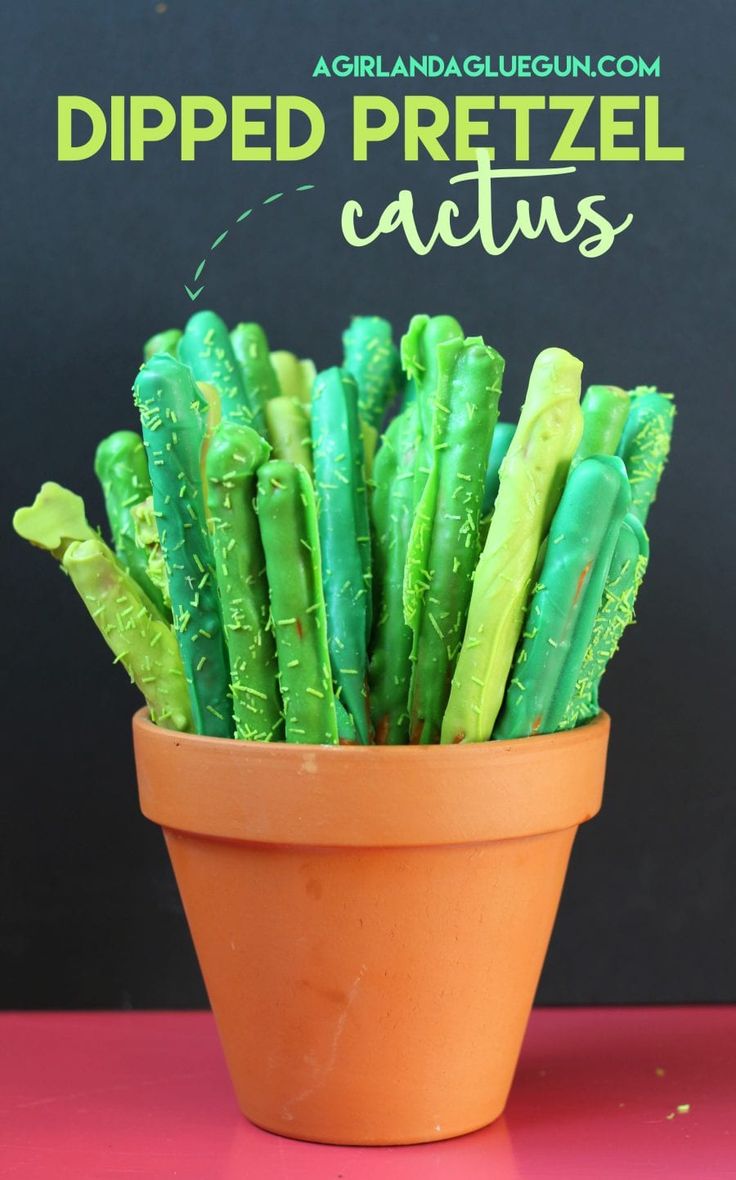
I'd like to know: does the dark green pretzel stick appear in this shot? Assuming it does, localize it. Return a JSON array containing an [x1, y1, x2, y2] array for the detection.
[[134, 353, 232, 737], [369, 401, 419, 744], [231, 322, 280, 440], [495, 455, 631, 739], [178, 310, 255, 432], [94, 431, 168, 619], [617, 387, 675, 524], [560, 513, 650, 729], [144, 329, 181, 361], [482, 421, 515, 515], [206, 421, 283, 741], [405, 337, 505, 744], [256, 460, 338, 744], [572, 385, 630, 468], [311, 367, 372, 742], [342, 315, 402, 431], [400, 313, 463, 509]]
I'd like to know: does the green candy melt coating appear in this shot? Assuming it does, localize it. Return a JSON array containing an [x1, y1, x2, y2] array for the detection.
[[134, 352, 232, 737], [572, 385, 631, 468], [369, 402, 419, 744], [406, 336, 505, 744], [270, 351, 313, 404], [264, 396, 313, 473], [617, 388, 675, 524], [442, 347, 583, 744], [94, 431, 168, 619], [256, 460, 338, 745], [144, 329, 182, 362], [482, 421, 515, 515], [130, 495, 171, 608], [231, 322, 280, 439], [63, 538, 192, 732], [311, 367, 372, 742], [561, 513, 650, 729], [494, 455, 631, 740], [206, 422, 283, 742], [401, 314, 464, 509], [342, 315, 402, 431], [13, 481, 97, 559], [178, 310, 254, 432]]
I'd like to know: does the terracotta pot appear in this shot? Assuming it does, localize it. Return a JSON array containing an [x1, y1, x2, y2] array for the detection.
[[133, 708, 609, 1146]]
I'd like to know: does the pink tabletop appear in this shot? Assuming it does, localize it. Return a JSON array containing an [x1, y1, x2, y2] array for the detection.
[[1, 1007, 733, 1178]]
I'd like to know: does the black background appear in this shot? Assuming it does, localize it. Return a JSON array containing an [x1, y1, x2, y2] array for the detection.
[[3, 0, 735, 1008]]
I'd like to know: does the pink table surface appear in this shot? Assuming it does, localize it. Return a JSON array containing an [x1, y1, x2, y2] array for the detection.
[[1, 1007, 733, 1179]]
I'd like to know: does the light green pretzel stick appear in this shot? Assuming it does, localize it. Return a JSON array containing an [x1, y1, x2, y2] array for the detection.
[[369, 401, 419, 744], [572, 385, 630, 467], [231, 322, 280, 440], [617, 387, 675, 524], [264, 396, 313, 472], [131, 496, 170, 609], [134, 353, 233, 737], [63, 539, 192, 731], [94, 431, 168, 618], [178, 310, 255, 432], [494, 455, 631, 739], [144, 329, 181, 361], [271, 351, 314, 404], [401, 314, 463, 509], [561, 513, 650, 729], [442, 348, 584, 744], [256, 460, 338, 744], [206, 421, 283, 741], [342, 315, 402, 431], [311, 367, 372, 742], [12, 483, 191, 731], [405, 337, 505, 744]]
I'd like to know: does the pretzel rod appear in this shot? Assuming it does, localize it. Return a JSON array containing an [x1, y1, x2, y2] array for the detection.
[[94, 431, 168, 618], [134, 353, 232, 737], [178, 310, 254, 431], [311, 367, 372, 742], [573, 385, 631, 467], [230, 321, 280, 439], [495, 455, 631, 739], [617, 387, 675, 523], [342, 315, 402, 431], [206, 421, 283, 741], [256, 460, 338, 744]]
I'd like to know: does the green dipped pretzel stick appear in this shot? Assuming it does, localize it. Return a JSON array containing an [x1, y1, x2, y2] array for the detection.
[[271, 351, 314, 404], [231, 322, 281, 440], [369, 401, 419, 744], [206, 421, 283, 741], [264, 396, 313, 472], [134, 353, 232, 737], [617, 387, 675, 524], [572, 385, 630, 468], [405, 336, 505, 744], [401, 314, 463, 509], [178, 310, 255, 432], [311, 367, 372, 742], [130, 495, 170, 609], [342, 315, 402, 431], [63, 539, 192, 732], [94, 431, 168, 618], [482, 421, 515, 515], [144, 329, 181, 361], [561, 513, 650, 729], [442, 347, 583, 744], [494, 455, 631, 739], [256, 460, 338, 744]]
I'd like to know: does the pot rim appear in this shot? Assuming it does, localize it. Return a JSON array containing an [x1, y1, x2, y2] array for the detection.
[[133, 709, 610, 848]]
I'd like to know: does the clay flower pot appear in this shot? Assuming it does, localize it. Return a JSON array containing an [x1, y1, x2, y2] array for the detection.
[[133, 708, 609, 1146]]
